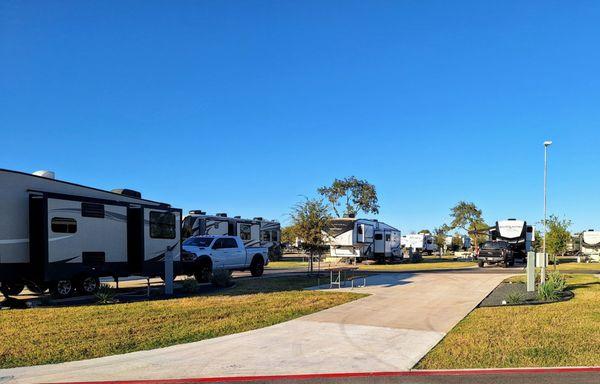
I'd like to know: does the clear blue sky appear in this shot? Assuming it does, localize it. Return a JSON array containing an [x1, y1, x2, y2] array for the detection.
[[2, 1, 599, 233]]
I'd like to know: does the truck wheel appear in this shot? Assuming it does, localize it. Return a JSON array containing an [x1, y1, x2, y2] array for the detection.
[[77, 276, 100, 295], [194, 261, 212, 283], [478, 260, 485, 268], [0, 282, 25, 297], [50, 280, 74, 298], [250, 257, 265, 277]]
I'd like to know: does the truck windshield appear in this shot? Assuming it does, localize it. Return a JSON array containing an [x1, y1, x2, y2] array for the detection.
[[183, 237, 214, 247], [482, 241, 507, 249]]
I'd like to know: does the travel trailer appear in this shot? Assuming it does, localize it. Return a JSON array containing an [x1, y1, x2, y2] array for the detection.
[[182, 212, 281, 259], [402, 233, 438, 255], [0, 169, 182, 298], [324, 216, 401, 262], [580, 230, 600, 262], [444, 234, 472, 252], [489, 219, 535, 259]]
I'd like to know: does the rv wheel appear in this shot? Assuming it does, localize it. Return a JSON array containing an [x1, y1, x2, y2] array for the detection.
[[478, 260, 485, 268], [250, 257, 265, 277], [51, 280, 74, 298], [77, 276, 100, 295], [0, 282, 25, 297], [194, 263, 212, 283]]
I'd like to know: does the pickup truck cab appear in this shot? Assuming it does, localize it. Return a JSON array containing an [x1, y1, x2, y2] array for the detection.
[[182, 235, 269, 282], [478, 240, 514, 268]]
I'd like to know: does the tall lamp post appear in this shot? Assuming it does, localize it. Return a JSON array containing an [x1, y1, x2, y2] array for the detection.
[[542, 140, 553, 284]]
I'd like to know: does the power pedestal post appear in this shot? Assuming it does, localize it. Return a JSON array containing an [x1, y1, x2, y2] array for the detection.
[[527, 251, 535, 292]]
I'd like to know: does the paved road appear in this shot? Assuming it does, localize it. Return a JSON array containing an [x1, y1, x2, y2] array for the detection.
[[1, 272, 508, 384]]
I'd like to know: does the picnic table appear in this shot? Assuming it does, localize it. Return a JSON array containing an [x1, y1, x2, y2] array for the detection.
[[328, 266, 367, 289]]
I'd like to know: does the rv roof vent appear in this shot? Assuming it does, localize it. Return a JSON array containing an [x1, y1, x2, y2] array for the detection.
[[111, 189, 142, 199], [589, 229, 595, 232], [32, 170, 55, 179], [216, 213, 227, 217], [253, 217, 263, 221], [508, 218, 516, 220], [343, 213, 356, 218], [234, 215, 241, 219], [189, 210, 206, 215]]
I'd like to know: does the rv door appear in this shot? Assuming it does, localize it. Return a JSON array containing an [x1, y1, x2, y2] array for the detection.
[[144, 207, 181, 274]]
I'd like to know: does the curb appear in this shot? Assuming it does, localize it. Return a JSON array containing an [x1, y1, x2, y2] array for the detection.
[[53, 367, 600, 384]]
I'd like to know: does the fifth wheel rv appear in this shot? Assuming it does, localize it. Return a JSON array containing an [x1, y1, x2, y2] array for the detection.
[[580, 230, 600, 262], [0, 169, 182, 298], [324, 216, 401, 262], [489, 219, 535, 259]]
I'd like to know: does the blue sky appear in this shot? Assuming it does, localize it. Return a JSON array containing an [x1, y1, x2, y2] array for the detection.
[[1, 1, 599, 233]]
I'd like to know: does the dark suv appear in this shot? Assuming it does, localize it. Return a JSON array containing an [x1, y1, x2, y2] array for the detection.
[[478, 241, 514, 268]]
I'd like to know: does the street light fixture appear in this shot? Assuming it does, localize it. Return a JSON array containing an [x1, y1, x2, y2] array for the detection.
[[542, 140, 552, 284]]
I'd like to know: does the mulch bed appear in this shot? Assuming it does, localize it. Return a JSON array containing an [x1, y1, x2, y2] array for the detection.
[[479, 282, 573, 307]]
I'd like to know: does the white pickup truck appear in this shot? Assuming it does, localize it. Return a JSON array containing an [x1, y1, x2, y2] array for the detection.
[[181, 235, 269, 282]]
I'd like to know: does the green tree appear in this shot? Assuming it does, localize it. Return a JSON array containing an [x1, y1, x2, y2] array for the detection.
[[281, 225, 297, 246], [317, 176, 379, 218], [545, 215, 572, 265], [290, 198, 331, 272], [418, 229, 431, 234], [449, 201, 489, 251], [432, 225, 449, 256]]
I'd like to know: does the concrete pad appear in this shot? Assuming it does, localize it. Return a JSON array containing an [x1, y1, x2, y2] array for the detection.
[[1, 272, 507, 384]]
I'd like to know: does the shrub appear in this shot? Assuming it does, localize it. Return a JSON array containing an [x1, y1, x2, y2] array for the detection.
[[537, 281, 560, 301], [180, 278, 199, 293], [411, 252, 423, 263], [211, 269, 233, 288], [547, 271, 568, 292], [505, 291, 525, 304], [95, 284, 116, 304]]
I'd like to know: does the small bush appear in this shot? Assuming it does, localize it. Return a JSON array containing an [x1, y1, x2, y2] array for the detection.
[[95, 284, 116, 304], [211, 269, 233, 288], [180, 278, 199, 293], [411, 252, 423, 263], [537, 281, 560, 301], [547, 271, 568, 292], [505, 291, 525, 304]]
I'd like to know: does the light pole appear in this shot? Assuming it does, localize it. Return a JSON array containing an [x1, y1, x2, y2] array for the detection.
[[542, 140, 552, 284]]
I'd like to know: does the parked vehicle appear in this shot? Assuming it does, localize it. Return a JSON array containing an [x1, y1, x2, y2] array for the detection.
[[488, 219, 535, 261], [182, 235, 269, 281], [478, 241, 514, 267], [324, 215, 401, 262], [0, 169, 182, 298], [182, 212, 282, 260], [402, 233, 438, 255], [580, 230, 600, 262]]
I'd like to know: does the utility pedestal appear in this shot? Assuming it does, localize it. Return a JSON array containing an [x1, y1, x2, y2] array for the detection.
[[527, 251, 535, 292]]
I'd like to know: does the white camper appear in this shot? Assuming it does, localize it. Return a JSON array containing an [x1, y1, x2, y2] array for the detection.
[[489, 219, 535, 258], [402, 233, 438, 255], [324, 217, 401, 261], [580, 230, 600, 262], [0, 169, 181, 298], [182, 212, 281, 259]]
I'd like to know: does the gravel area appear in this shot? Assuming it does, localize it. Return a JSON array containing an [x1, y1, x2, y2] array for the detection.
[[479, 282, 573, 307]]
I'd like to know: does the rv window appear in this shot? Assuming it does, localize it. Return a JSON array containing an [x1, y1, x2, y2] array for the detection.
[[271, 230, 279, 242], [357, 225, 363, 235], [261, 231, 271, 241], [240, 224, 252, 240], [82, 203, 105, 218], [51, 217, 77, 233], [149, 211, 176, 239], [374, 233, 383, 240], [385, 234, 391, 241]]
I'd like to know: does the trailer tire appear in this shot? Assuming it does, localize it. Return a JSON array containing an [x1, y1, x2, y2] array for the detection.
[[478, 260, 485, 268], [0, 282, 25, 297], [77, 276, 100, 295], [50, 280, 74, 298], [250, 256, 265, 277]]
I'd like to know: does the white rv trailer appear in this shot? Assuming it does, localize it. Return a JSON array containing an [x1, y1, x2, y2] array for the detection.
[[489, 219, 535, 258], [0, 169, 182, 298], [402, 233, 438, 255], [182, 212, 282, 259], [444, 235, 471, 251], [580, 230, 600, 262], [324, 217, 401, 261]]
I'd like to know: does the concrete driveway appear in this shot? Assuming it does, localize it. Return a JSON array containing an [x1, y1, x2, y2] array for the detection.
[[1, 272, 507, 384]]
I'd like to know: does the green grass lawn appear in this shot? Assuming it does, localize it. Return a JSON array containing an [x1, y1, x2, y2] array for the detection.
[[0, 276, 364, 369], [552, 258, 600, 271], [268, 256, 476, 271], [416, 274, 600, 369]]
